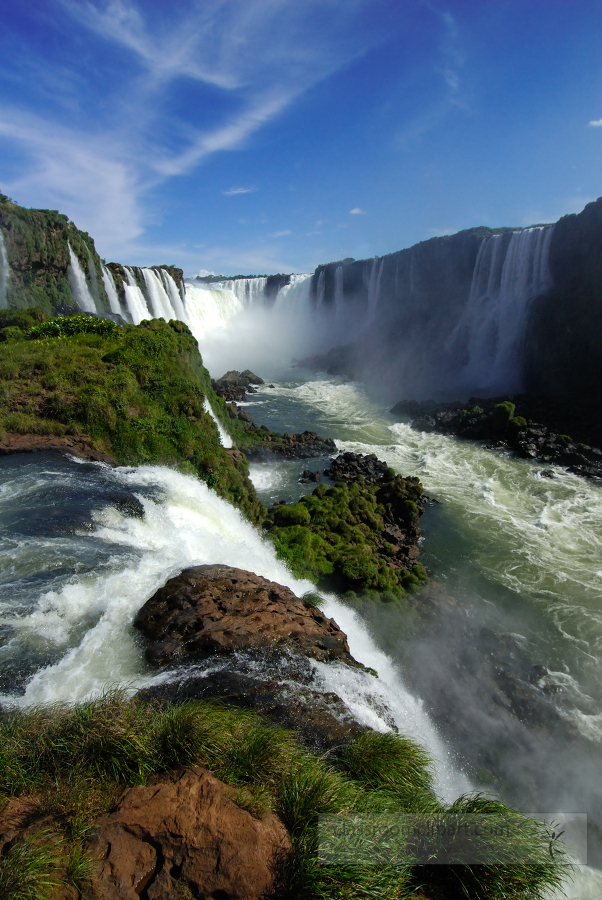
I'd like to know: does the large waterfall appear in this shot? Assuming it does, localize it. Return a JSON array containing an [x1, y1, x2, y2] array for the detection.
[[447, 226, 555, 393], [0, 229, 8, 309], [67, 243, 97, 313]]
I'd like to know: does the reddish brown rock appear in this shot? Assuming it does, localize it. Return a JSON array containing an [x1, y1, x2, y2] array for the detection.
[[133, 564, 355, 667], [0, 432, 115, 464], [0, 796, 40, 852], [84, 768, 290, 900]]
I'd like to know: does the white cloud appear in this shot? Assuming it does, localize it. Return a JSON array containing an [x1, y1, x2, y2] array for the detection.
[[589, 119, 602, 127], [195, 268, 215, 277], [223, 186, 256, 195], [269, 229, 292, 237], [0, 1, 400, 262], [349, 207, 363, 214]]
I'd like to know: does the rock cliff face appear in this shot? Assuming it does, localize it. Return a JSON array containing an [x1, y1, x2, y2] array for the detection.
[[524, 198, 602, 418], [0, 195, 185, 320], [310, 200, 602, 421], [0, 194, 111, 315]]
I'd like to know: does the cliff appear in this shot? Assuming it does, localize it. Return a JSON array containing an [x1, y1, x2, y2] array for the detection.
[[524, 197, 602, 418], [0, 195, 185, 320]]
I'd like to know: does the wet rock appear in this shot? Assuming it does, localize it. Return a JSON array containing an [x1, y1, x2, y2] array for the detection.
[[244, 430, 337, 460], [212, 369, 263, 402], [140, 651, 366, 752], [133, 564, 356, 667], [323, 451, 389, 484], [299, 468, 321, 483], [226, 401, 253, 422], [0, 432, 115, 464], [85, 768, 290, 900]]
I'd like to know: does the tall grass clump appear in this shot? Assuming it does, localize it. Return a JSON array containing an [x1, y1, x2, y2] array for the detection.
[[0, 692, 569, 900]]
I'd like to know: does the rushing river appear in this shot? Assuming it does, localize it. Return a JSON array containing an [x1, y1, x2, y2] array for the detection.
[[1, 364, 602, 896]]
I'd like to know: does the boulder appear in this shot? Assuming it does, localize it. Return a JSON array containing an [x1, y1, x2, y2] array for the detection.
[[324, 451, 389, 484], [245, 430, 337, 460], [133, 564, 355, 667], [84, 767, 290, 900]]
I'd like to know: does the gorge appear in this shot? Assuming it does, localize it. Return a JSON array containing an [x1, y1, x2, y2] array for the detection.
[[0, 193, 601, 898]]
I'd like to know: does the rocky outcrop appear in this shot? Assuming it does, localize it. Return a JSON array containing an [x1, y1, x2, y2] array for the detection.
[[0, 432, 115, 464], [244, 429, 337, 460], [84, 768, 290, 900], [133, 564, 355, 667], [324, 451, 390, 484], [391, 397, 602, 480], [212, 370, 264, 402]]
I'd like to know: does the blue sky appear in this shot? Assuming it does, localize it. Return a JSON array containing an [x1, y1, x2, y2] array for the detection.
[[0, 0, 601, 275]]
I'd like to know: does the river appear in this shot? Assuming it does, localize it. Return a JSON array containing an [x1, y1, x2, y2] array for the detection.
[[1, 359, 602, 896]]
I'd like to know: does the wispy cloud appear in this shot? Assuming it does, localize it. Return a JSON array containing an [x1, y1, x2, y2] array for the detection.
[[269, 229, 292, 237], [589, 119, 602, 127], [349, 207, 363, 214], [0, 0, 393, 260], [223, 186, 256, 196]]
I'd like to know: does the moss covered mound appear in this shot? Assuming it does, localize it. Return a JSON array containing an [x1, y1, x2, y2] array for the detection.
[[263, 472, 428, 600], [0, 309, 262, 521]]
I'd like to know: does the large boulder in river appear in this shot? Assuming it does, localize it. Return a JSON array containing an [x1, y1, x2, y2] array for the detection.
[[85, 767, 290, 900], [134, 564, 355, 667]]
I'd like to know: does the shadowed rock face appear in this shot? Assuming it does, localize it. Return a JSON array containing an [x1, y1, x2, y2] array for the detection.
[[85, 767, 290, 900], [133, 564, 356, 667]]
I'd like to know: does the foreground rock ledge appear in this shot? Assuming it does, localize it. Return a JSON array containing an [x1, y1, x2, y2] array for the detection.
[[134, 564, 355, 667], [85, 767, 290, 900]]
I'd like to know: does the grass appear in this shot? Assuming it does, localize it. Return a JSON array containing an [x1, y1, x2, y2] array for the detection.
[[0, 309, 263, 521], [0, 692, 568, 900]]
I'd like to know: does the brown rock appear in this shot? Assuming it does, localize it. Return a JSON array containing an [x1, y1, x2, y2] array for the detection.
[[84, 768, 290, 900], [133, 564, 355, 667], [0, 432, 115, 464], [0, 796, 40, 852]]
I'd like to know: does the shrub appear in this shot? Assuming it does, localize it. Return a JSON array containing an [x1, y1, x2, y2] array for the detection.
[[28, 315, 121, 339]]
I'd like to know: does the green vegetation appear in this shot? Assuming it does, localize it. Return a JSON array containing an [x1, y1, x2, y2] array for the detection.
[[263, 475, 429, 599], [0, 309, 262, 520], [0, 692, 566, 900], [0, 194, 110, 315]]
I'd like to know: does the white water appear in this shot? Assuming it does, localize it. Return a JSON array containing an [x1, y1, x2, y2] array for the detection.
[[207, 276, 269, 307], [101, 264, 124, 317], [67, 243, 96, 313], [203, 397, 233, 448], [448, 226, 554, 392], [122, 267, 150, 324], [0, 228, 8, 309], [366, 255, 384, 323], [0, 460, 466, 801], [85, 245, 102, 308], [161, 269, 187, 322], [183, 283, 244, 339]]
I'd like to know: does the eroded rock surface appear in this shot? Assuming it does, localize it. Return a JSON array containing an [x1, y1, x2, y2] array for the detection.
[[0, 432, 115, 464], [244, 429, 337, 460], [84, 768, 290, 900], [134, 564, 355, 667]]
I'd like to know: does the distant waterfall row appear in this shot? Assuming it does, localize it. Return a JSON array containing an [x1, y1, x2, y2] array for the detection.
[[0, 230, 9, 309], [448, 225, 555, 393]]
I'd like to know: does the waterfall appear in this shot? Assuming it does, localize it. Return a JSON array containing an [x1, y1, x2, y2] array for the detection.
[[449, 226, 555, 393], [366, 256, 384, 323], [213, 277, 268, 306], [272, 273, 312, 314], [67, 243, 97, 313], [122, 268, 150, 324], [203, 397, 233, 448], [183, 283, 244, 340], [85, 245, 102, 308], [334, 266, 344, 323], [160, 270, 187, 323], [141, 268, 177, 320], [316, 270, 325, 310], [101, 264, 125, 317], [0, 229, 9, 309]]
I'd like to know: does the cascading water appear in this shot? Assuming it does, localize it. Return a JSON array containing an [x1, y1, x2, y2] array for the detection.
[[67, 243, 97, 313], [202, 397, 233, 448], [141, 268, 178, 320], [448, 226, 554, 393], [0, 228, 9, 309], [366, 256, 384, 323], [85, 245, 102, 308], [209, 277, 268, 307], [183, 282, 244, 339], [101, 264, 125, 317], [161, 269, 187, 322], [122, 267, 150, 324], [334, 265, 344, 322]]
